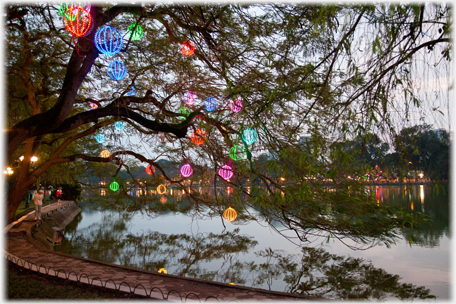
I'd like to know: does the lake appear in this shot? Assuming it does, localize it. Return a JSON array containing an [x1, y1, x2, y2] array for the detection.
[[54, 184, 450, 300]]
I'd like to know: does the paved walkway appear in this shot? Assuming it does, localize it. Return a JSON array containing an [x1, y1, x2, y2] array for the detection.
[[5, 201, 318, 302]]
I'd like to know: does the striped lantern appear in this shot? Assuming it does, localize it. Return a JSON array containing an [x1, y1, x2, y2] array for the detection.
[[229, 145, 245, 161], [64, 7, 92, 37], [177, 106, 190, 119], [180, 41, 195, 56], [110, 178, 119, 191], [191, 129, 206, 145], [100, 149, 110, 158], [95, 25, 123, 55], [126, 24, 144, 41], [95, 134, 105, 143], [229, 99, 243, 113], [114, 121, 124, 131], [180, 163, 193, 177], [241, 128, 258, 145], [157, 184, 167, 195], [185, 91, 196, 106], [223, 207, 237, 222], [218, 164, 234, 180], [107, 60, 127, 81], [145, 164, 155, 175], [204, 97, 217, 112]]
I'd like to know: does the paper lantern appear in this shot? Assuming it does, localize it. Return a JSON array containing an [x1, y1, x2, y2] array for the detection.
[[157, 184, 166, 195], [100, 149, 110, 158], [158, 268, 167, 274], [110, 178, 119, 191], [229, 145, 245, 161], [95, 26, 123, 55], [223, 207, 237, 222], [107, 60, 127, 81], [146, 164, 155, 175], [229, 99, 243, 113], [180, 41, 195, 56], [185, 91, 196, 106], [204, 97, 217, 112], [126, 86, 135, 96], [114, 121, 124, 131], [126, 24, 144, 41], [95, 134, 105, 143], [191, 129, 207, 145], [64, 7, 92, 37], [89, 102, 98, 109], [177, 106, 190, 119], [180, 163, 193, 177], [241, 128, 258, 145], [218, 164, 234, 180], [160, 196, 167, 204]]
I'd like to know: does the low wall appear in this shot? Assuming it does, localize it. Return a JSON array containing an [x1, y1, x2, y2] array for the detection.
[[30, 202, 81, 251]]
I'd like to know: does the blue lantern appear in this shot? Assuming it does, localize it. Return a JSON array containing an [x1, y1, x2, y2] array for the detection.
[[204, 97, 217, 112], [241, 128, 258, 145], [126, 86, 135, 96], [96, 134, 105, 143], [107, 60, 127, 81], [114, 121, 124, 131], [94, 26, 123, 55]]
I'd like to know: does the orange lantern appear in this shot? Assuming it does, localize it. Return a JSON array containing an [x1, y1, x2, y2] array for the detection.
[[158, 268, 167, 274], [146, 164, 155, 175], [223, 207, 237, 222], [160, 196, 167, 204], [191, 128, 207, 145], [64, 7, 92, 37], [100, 149, 110, 158], [180, 41, 195, 56], [157, 184, 166, 195]]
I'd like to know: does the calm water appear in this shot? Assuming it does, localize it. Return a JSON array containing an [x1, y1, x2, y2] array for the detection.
[[55, 184, 450, 300]]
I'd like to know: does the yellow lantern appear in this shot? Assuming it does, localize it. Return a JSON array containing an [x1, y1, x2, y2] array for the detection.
[[223, 207, 237, 222], [158, 268, 167, 274], [157, 184, 166, 195], [100, 149, 110, 158], [160, 196, 167, 204], [229, 283, 235, 285]]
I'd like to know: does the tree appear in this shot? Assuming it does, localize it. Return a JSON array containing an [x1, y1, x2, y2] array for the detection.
[[4, 3, 451, 249]]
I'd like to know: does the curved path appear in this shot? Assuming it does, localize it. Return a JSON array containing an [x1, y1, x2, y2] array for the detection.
[[5, 201, 319, 302]]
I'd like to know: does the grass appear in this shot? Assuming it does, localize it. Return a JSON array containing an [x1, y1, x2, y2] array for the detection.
[[14, 198, 55, 220], [7, 261, 152, 300]]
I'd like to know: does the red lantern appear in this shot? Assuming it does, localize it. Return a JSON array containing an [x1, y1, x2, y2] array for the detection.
[[64, 7, 92, 37], [146, 164, 155, 175], [191, 128, 207, 145], [180, 41, 195, 56]]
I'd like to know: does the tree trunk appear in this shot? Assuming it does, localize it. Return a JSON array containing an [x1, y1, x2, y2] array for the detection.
[[7, 186, 29, 223]]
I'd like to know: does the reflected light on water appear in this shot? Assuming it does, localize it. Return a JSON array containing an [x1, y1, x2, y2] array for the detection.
[[420, 185, 424, 204]]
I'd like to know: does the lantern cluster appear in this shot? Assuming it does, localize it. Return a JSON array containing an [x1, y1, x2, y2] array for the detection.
[[180, 163, 193, 177]]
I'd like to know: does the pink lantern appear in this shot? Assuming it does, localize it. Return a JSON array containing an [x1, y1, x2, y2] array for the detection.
[[218, 164, 234, 180], [229, 99, 242, 113], [180, 163, 193, 177], [185, 91, 196, 106]]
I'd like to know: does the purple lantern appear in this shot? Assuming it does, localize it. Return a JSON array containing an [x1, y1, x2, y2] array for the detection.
[[229, 99, 242, 113], [181, 163, 193, 177], [185, 91, 196, 106], [218, 164, 233, 180]]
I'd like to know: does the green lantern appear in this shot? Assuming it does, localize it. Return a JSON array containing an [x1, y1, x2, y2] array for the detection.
[[126, 24, 144, 41], [110, 178, 119, 192], [229, 145, 245, 161], [177, 106, 190, 119]]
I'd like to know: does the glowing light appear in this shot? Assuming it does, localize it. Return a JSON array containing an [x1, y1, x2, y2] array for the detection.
[[223, 207, 237, 222], [204, 97, 217, 112], [64, 7, 92, 37], [126, 24, 144, 41], [96, 134, 105, 143], [180, 41, 195, 56], [114, 121, 124, 131], [177, 106, 190, 119], [126, 86, 135, 96], [19, 156, 24, 161], [157, 184, 166, 195], [110, 178, 119, 191], [191, 128, 207, 145], [89, 102, 98, 109], [229, 99, 242, 113], [146, 164, 155, 175], [95, 25, 123, 55], [229, 145, 245, 161], [241, 128, 258, 145], [218, 164, 234, 180], [107, 60, 127, 81], [160, 196, 167, 204], [185, 91, 196, 106], [180, 163, 193, 177], [100, 149, 110, 158], [158, 268, 167, 274], [31, 156, 38, 162], [4, 167, 13, 175]]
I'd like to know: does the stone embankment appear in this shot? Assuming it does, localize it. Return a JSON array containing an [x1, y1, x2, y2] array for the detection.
[[5, 201, 321, 302]]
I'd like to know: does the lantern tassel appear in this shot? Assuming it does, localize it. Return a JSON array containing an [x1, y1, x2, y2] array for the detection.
[[72, 35, 84, 58]]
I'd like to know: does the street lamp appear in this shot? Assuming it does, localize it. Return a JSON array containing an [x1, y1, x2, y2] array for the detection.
[[3, 167, 13, 175]]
